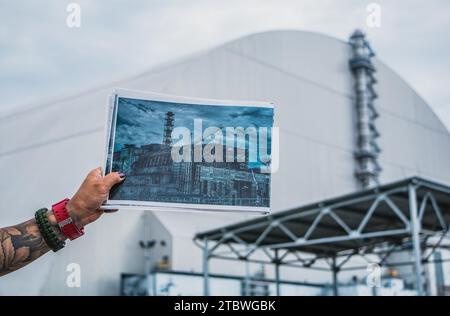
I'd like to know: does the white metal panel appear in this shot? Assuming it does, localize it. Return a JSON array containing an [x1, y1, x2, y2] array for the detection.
[[413, 92, 448, 133], [373, 59, 417, 122], [223, 31, 354, 98]]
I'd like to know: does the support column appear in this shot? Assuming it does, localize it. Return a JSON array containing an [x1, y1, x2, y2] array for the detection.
[[274, 249, 281, 296], [408, 184, 425, 296], [203, 239, 210, 296], [244, 246, 250, 296], [332, 256, 339, 296]]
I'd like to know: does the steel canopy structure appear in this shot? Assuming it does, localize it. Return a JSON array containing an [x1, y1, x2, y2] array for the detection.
[[195, 177, 450, 296]]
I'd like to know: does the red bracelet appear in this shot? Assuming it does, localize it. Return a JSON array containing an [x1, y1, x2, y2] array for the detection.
[[52, 198, 84, 240]]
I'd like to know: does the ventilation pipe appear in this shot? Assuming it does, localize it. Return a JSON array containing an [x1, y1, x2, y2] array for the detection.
[[349, 30, 381, 188]]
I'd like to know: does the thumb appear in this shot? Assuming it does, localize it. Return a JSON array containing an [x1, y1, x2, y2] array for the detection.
[[103, 172, 125, 190]]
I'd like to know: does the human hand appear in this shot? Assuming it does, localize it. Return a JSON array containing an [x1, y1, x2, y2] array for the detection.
[[66, 167, 125, 228]]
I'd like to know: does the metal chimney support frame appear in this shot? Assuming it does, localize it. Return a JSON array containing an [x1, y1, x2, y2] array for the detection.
[[163, 111, 175, 145], [349, 30, 381, 189]]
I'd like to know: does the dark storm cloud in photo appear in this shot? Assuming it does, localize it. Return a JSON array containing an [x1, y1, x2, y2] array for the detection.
[[113, 97, 274, 153]]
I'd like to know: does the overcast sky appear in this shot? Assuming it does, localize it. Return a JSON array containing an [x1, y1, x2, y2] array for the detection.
[[1, 0, 449, 127]]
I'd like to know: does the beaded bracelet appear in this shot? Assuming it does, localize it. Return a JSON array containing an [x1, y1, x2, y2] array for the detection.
[[35, 208, 65, 252]]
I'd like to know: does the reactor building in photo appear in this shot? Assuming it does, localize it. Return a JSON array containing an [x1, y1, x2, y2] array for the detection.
[[111, 111, 271, 207]]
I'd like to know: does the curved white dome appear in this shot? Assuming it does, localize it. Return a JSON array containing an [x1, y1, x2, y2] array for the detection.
[[0, 30, 449, 294]]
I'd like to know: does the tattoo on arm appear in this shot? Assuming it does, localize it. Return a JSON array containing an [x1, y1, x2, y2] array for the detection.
[[0, 218, 51, 276]]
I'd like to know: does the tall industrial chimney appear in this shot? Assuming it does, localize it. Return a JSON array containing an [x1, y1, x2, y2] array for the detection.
[[349, 30, 381, 188], [163, 111, 175, 145]]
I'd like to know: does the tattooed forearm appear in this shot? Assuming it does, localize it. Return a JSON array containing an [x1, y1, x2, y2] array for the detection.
[[0, 217, 53, 276]]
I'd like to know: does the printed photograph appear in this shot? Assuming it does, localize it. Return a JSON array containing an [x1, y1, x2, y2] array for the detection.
[[108, 95, 274, 208]]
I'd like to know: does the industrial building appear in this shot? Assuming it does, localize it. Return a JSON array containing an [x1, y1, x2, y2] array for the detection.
[[0, 29, 449, 295], [111, 112, 270, 207]]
